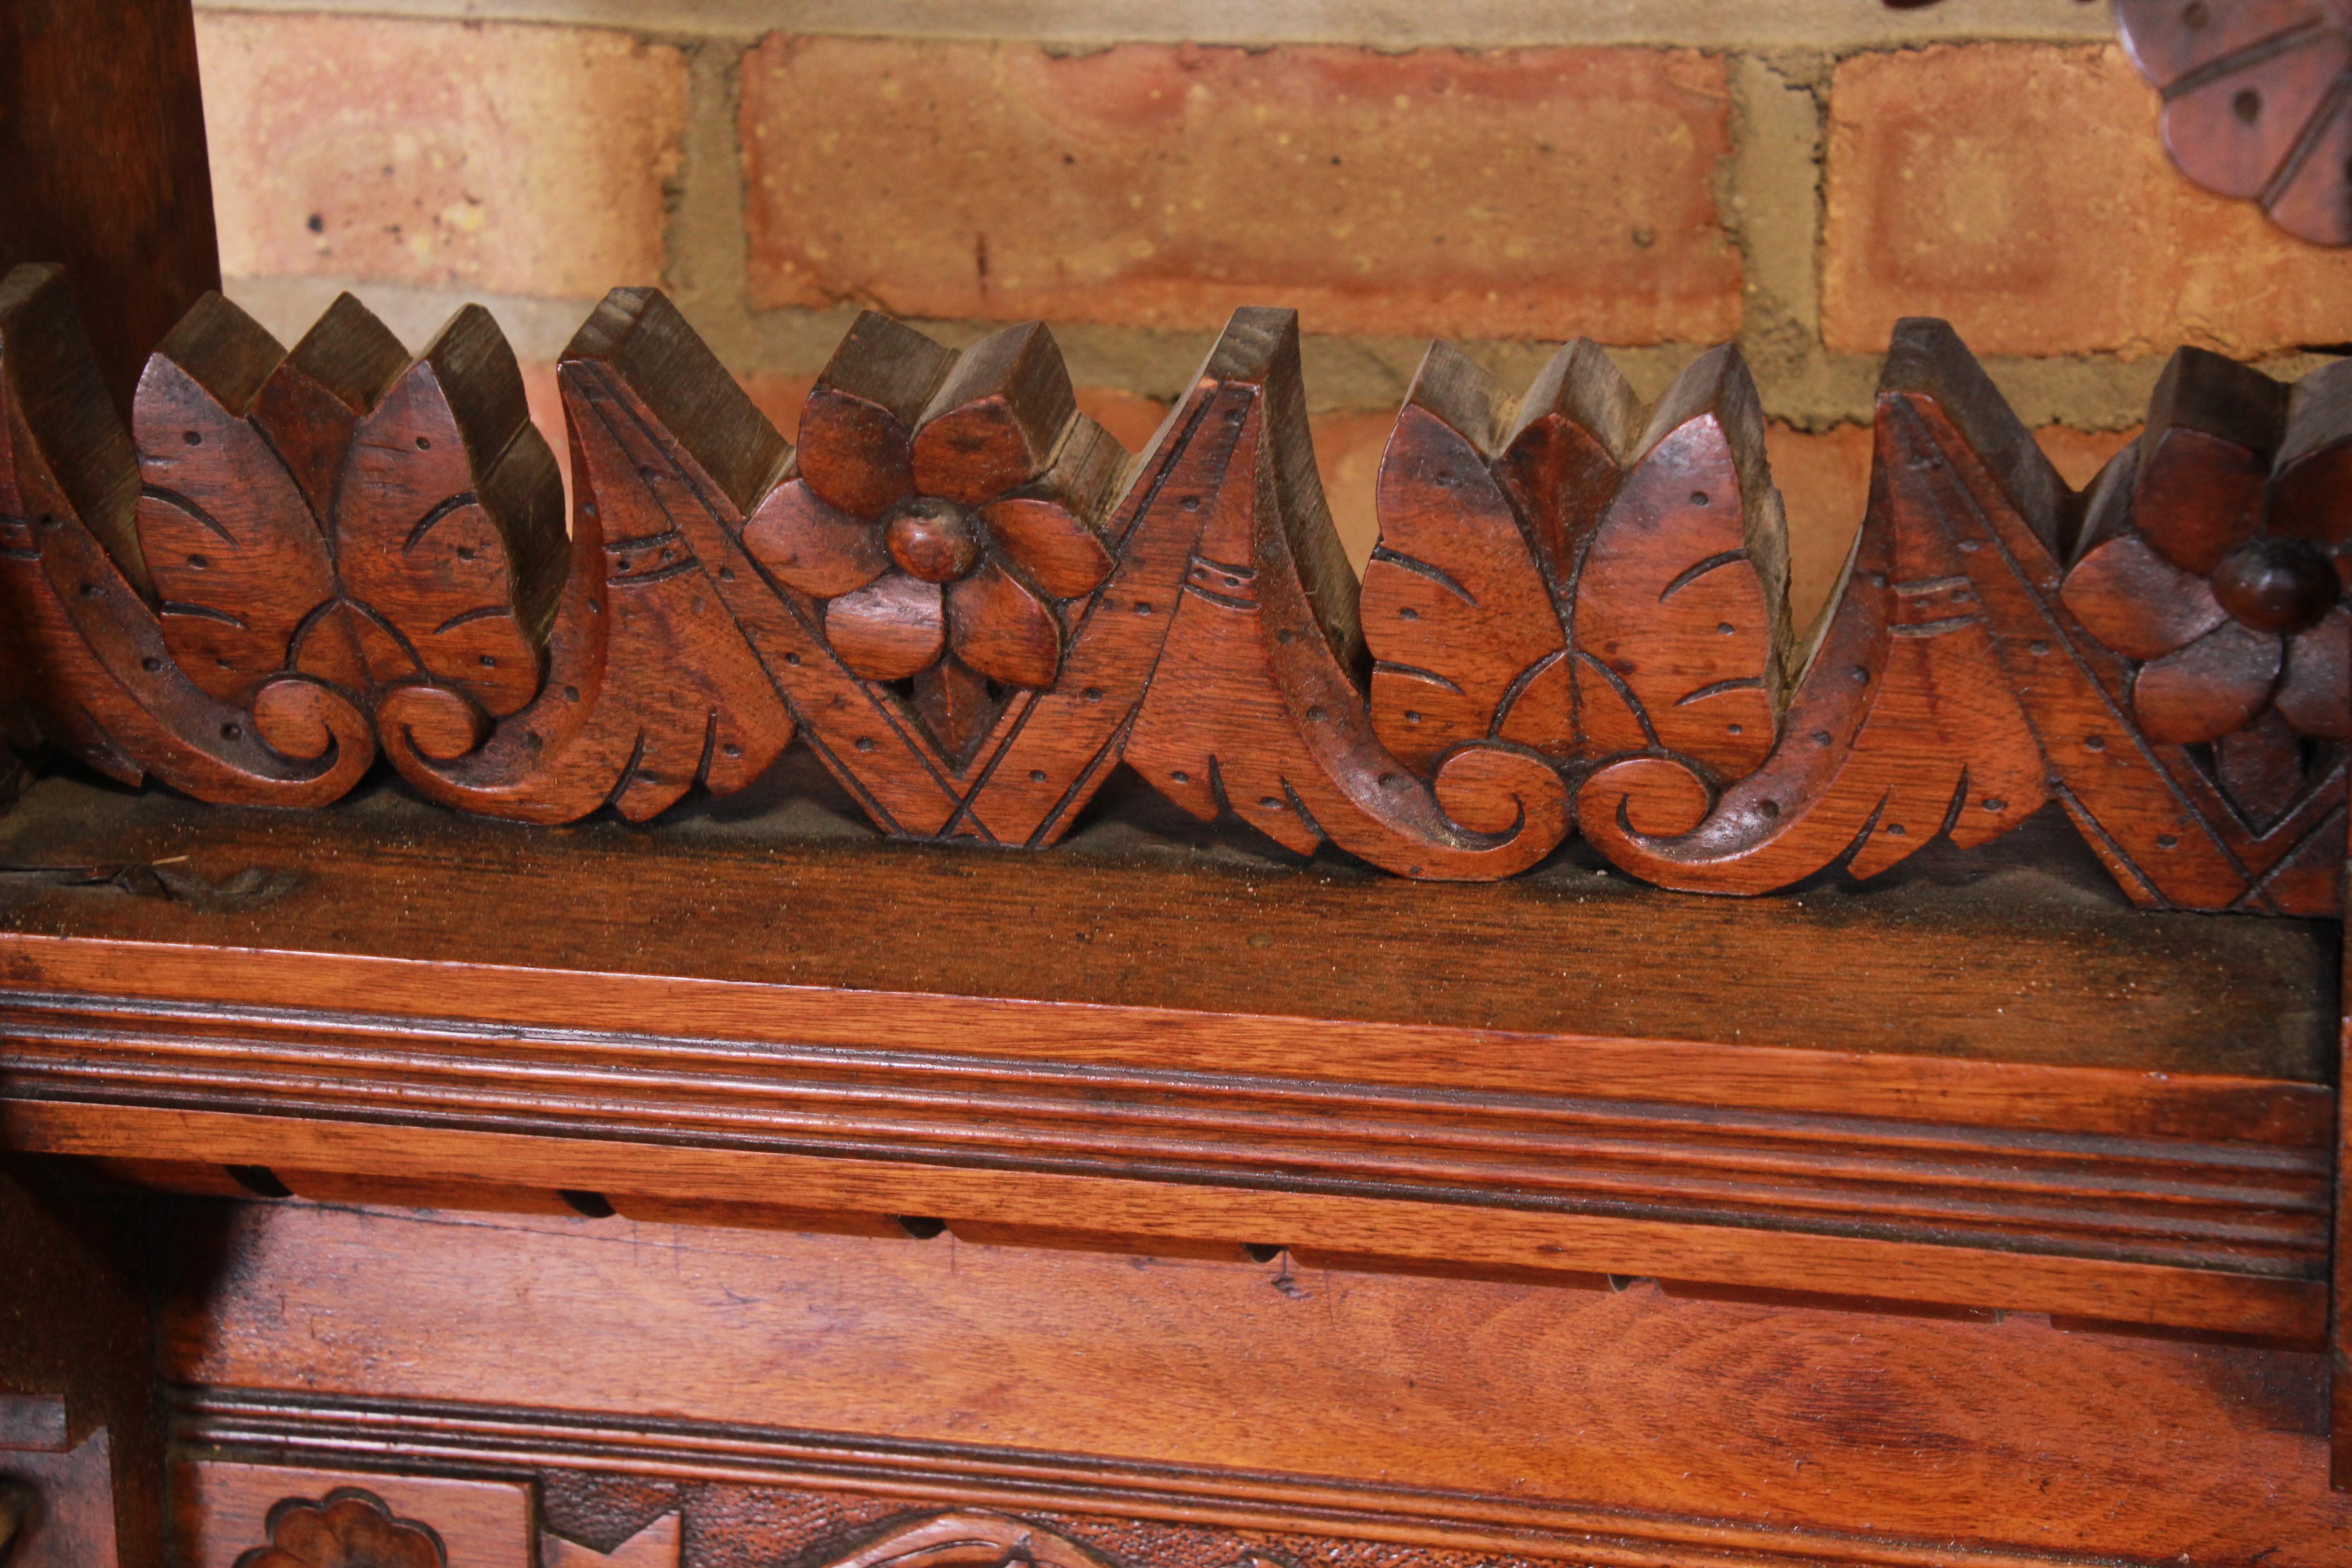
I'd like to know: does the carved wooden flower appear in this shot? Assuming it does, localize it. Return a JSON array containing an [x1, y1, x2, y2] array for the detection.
[[2060, 355, 2351, 752], [744, 314, 1123, 712], [236, 1490, 444, 1568]]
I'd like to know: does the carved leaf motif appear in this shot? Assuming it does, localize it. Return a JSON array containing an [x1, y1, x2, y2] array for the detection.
[[0, 263, 377, 805], [338, 305, 566, 719], [1128, 308, 1572, 881], [1576, 345, 2049, 895], [1362, 342, 1578, 772], [132, 294, 338, 703], [378, 290, 795, 824], [1571, 345, 1788, 780]]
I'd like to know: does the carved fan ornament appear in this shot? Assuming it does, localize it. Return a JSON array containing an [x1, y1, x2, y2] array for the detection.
[[236, 1489, 445, 1568], [1, 259, 2348, 913]]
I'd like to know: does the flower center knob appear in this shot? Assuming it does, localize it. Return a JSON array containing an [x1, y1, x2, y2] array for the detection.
[[2210, 538, 2339, 635], [884, 497, 983, 583]]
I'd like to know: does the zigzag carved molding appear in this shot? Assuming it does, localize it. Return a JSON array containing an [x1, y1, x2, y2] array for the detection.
[[0, 262, 2345, 911]]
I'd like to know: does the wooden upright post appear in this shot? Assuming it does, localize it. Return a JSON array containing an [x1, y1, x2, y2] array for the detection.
[[0, 0, 220, 419]]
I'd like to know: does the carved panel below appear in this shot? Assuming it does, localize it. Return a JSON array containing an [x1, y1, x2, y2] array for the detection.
[[172, 1463, 529, 1568]]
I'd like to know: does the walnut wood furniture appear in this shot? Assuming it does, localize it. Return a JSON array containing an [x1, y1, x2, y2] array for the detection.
[[5, 5, 2352, 1567]]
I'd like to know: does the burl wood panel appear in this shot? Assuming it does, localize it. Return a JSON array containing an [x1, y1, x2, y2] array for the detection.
[[160, 1198, 2352, 1566], [4, 261, 2346, 911]]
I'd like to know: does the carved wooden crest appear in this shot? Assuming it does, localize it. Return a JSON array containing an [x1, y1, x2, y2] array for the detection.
[[1, 260, 2347, 912]]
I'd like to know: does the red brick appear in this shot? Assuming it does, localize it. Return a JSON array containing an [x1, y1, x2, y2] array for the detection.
[[1823, 44, 2352, 359], [1764, 421, 1874, 631], [1310, 412, 1396, 573], [199, 13, 686, 298], [1074, 387, 1173, 454], [2035, 425, 2138, 490], [740, 374, 820, 446], [740, 39, 1740, 342]]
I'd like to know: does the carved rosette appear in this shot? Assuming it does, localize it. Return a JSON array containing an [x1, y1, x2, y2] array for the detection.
[[2, 257, 2348, 913], [745, 314, 1126, 763], [2062, 352, 2351, 829]]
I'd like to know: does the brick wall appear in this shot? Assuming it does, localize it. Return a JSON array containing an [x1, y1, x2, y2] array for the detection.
[[190, 0, 2351, 627]]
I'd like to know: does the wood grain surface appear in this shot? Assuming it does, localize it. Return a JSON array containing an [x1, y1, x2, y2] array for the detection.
[[156, 1197, 2352, 1565], [0, 773, 2330, 1087]]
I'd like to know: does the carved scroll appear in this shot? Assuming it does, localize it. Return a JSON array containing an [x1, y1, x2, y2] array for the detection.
[[2, 259, 2347, 913]]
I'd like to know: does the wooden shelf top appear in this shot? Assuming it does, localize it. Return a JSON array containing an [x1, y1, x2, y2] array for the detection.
[[0, 759, 2332, 1085]]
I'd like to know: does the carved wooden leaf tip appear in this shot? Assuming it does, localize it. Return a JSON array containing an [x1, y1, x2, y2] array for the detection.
[[135, 286, 564, 733], [2, 259, 2348, 914], [235, 1488, 445, 1568]]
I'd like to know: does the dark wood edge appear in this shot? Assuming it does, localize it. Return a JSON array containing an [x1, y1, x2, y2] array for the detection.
[[0, 932, 2327, 1144], [10, 1100, 2321, 1341]]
